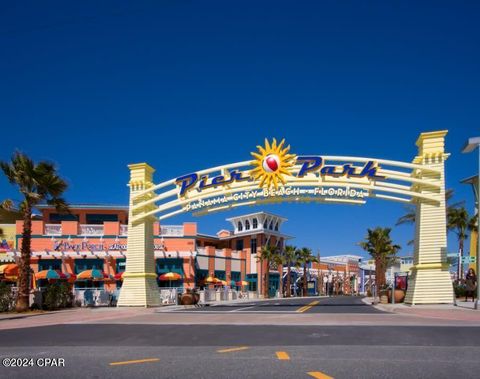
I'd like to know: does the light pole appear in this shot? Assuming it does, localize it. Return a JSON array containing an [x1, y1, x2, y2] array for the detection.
[[461, 136, 480, 310]]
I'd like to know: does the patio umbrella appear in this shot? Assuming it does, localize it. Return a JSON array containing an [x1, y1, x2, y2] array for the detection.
[[158, 272, 182, 287], [0, 263, 18, 280], [204, 276, 221, 284], [76, 269, 109, 281], [236, 280, 249, 287], [114, 272, 124, 281], [35, 269, 60, 280]]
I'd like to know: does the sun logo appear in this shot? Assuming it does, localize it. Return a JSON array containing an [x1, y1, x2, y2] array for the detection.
[[250, 138, 296, 189]]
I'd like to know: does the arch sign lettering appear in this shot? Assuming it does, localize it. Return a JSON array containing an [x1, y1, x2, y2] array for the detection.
[[118, 130, 454, 307]]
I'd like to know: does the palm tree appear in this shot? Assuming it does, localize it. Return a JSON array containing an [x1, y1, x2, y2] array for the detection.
[[447, 207, 476, 279], [0, 152, 69, 312], [257, 245, 279, 298], [296, 247, 318, 297], [359, 227, 400, 290], [281, 245, 297, 297]]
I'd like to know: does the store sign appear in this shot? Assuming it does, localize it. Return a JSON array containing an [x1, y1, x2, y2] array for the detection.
[[52, 240, 166, 252], [176, 139, 384, 197]]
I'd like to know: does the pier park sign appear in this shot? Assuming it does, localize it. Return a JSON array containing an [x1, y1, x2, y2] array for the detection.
[[117, 131, 455, 307]]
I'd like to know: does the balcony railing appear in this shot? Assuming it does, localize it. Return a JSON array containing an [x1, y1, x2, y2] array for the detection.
[[79, 224, 104, 236], [160, 225, 184, 237], [120, 225, 128, 236], [45, 224, 62, 236]]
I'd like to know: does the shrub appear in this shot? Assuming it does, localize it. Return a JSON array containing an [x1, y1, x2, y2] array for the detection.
[[42, 283, 74, 310], [0, 282, 15, 312]]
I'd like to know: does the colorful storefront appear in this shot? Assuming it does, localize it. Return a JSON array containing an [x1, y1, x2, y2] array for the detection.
[[7, 205, 289, 295]]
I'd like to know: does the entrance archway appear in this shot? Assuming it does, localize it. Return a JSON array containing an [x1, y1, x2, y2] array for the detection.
[[118, 130, 453, 306]]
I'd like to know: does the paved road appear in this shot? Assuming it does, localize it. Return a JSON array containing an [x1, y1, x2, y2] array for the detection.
[[169, 295, 388, 314], [1, 297, 479, 378]]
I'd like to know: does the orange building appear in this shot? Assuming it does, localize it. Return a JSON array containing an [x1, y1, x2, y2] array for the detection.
[[9, 205, 290, 297]]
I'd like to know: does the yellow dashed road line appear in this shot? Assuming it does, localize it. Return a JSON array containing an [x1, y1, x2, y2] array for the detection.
[[307, 371, 334, 379], [297, 300, 320, 313], [275, 351, 290, 360], [109, 358, 160, 366], [216, 346, 250, 353]]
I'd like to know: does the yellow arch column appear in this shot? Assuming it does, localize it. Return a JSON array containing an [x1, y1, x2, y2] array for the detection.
[[405, 131, 454, 304], [117, 163, 160, 307]]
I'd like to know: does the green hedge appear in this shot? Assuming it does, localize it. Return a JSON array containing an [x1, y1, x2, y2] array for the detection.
[[42, 283, 74, 311], [0, 282, 15, 312]]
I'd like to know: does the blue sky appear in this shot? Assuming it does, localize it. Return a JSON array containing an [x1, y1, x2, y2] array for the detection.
[[0, 1, 479, 258]]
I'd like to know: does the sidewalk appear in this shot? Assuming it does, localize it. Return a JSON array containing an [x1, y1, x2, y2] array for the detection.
[[363, 297, 480, 322]]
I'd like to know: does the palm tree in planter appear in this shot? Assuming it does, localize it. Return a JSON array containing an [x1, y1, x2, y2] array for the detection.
[[447, 207, 477, 280], [359, 227, 400, 293], [296, 247, 318, 297], [257, 245, 279, 298], [0, 152, 69, 312], [281, 245, 298, 297]]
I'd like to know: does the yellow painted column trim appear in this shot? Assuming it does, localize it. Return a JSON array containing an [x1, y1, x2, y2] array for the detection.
[[122, 272, 158, 279], [412, 263, 450, 270]]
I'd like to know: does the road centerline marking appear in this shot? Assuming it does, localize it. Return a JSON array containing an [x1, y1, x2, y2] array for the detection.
[[307, 371, 334, 379], [276, 351, 290, 360], [217, 346, 250, 353], [297, 300, 320, 313], [109, 358, 159, 366]]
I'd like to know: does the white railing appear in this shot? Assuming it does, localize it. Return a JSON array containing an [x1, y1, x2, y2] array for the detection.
[[45, 224, 62, 236], [160, 225, 184, 237], [120, 225, 128, 236], [79, 224, 104, 236]]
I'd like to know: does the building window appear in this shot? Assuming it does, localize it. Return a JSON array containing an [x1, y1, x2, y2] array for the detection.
[[49, 213, 79, 223], [238, 221, 243, 232], [86, 214, 118, 225], [245, 220, 250, 230], [231, 271, 241, 284], [251, 238, 257, 255], [275, 222, 279, 231], [252, 218, 258, 229], [74, 259, 104, 274], [214, 270, 226, 280], [269, 221, 274, 230], [247, 274, 257, 292], [38, 259, 62, 271], [116, 258, 126, 273], [263, 220, 268, 229], [235, 239, 244, 251]]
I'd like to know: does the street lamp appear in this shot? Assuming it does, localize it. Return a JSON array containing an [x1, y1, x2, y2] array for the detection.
[[461, 136, 480, 310]]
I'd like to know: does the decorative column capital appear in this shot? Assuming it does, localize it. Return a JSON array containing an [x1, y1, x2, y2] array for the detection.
[[128, 163, 155, 191], [413, 130, 450, 164]]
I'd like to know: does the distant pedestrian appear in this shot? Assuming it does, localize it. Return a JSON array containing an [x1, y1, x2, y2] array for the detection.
[[465, 268, 477, 302], [327, 273, 333, 296]]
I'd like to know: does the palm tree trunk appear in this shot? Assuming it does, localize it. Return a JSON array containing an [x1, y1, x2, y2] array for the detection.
[[286, 263, 291, 297], [264, 259, 270, 298], [459, 239, 464, 280], [16, 203, 32, 312], [303, 264, 307, 297]]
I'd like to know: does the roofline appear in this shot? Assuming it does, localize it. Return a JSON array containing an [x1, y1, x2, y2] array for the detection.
[[226, 211, 287, 222], [220, 230, 294, 240], [37, 204, 129, 211]]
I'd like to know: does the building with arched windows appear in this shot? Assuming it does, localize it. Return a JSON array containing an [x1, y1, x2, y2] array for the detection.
[[5, 206, 291, 297]]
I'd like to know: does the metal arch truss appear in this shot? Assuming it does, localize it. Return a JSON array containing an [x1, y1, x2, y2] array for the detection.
[[129, 155, 442, 224]]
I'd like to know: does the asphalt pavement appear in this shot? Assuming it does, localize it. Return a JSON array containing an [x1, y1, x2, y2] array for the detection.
[[168, 295, 388, 314], [1, 296, 480, 379]]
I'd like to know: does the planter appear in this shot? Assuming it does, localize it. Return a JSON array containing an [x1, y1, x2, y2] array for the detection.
[[387, 289, 405, 303], [379, 290, 389, 304], [180, 290, 200, 305]]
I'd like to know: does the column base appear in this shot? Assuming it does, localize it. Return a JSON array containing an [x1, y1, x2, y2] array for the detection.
[[117, 273, 161, 307], [405, 265, 454, 305]]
